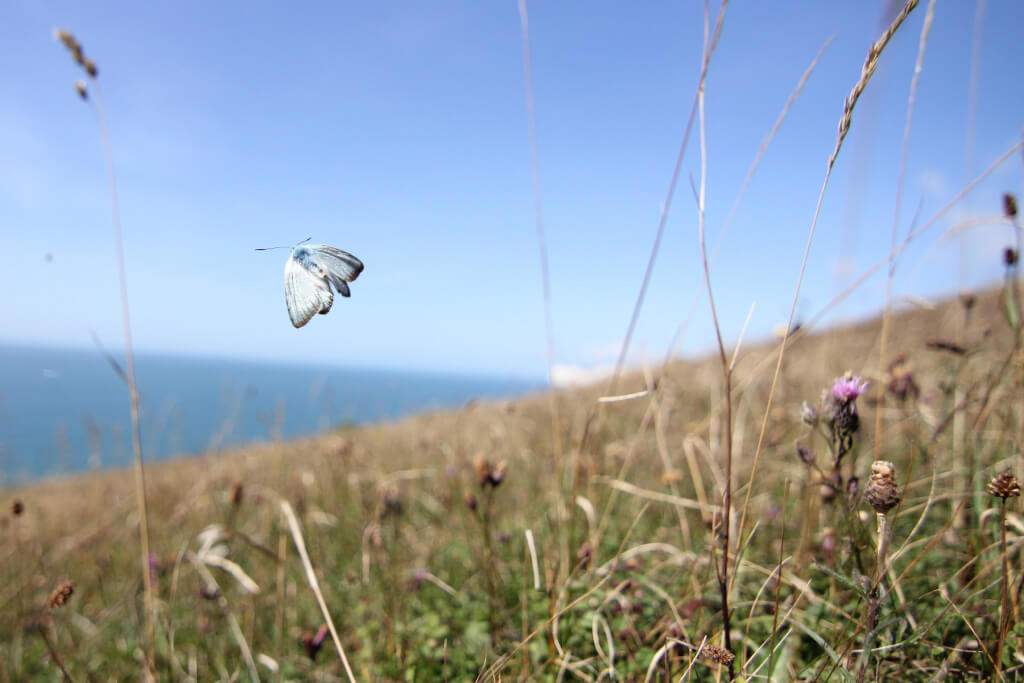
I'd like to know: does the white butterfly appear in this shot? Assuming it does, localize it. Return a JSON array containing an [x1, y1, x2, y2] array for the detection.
[[270, 243, 364, 328]]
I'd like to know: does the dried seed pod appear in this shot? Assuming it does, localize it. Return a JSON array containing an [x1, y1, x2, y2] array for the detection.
[[703, 645, 735, 666], [865, 460, 901, 514], [987, 470, 1021, 499], [47, 582, 74, 609], [1004, 192, 1018, 218]]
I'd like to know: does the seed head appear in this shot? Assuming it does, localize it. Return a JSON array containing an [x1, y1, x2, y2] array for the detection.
[[47, 581, 74, 609], [74, 81, 88, 100], [865, 461, 901, 514], [1004, 248, 1018, 267], [987, 470, 1021, 500], [702, 645, 735, 666], [1004, 192, 1018, 218]]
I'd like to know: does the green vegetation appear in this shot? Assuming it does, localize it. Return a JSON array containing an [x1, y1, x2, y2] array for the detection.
[[2, 288, 1023, 680]]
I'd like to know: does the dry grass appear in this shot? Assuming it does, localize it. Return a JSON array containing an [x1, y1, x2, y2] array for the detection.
[[2, 287, 1022, 679]]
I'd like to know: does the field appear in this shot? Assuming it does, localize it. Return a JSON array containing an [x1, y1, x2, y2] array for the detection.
[[7, 4, 1024, 681], [2, 286, 1023, 680]]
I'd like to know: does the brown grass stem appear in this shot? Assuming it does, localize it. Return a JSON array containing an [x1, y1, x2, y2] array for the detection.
[[74, 67, 158, 675], [993, 499, 1011, 678], [694, 2, 735, 673], [36, 624, 73, 682], [280, 501, 357, 683]]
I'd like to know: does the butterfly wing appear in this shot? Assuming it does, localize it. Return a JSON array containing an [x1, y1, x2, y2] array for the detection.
[[309, 245, 364, 298], [284, 252, 333, 328]]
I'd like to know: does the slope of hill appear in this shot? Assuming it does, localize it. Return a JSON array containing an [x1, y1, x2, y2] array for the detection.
[[2, 286, 1022, 680]]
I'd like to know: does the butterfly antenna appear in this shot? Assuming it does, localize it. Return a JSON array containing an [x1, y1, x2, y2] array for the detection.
[[255, 237, 312, 252]]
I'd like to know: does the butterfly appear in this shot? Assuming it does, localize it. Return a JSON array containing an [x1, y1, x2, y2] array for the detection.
[[258, 241, 364, 328]]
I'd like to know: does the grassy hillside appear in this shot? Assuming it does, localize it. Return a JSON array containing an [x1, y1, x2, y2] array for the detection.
[[3, 285, 1022, 680]]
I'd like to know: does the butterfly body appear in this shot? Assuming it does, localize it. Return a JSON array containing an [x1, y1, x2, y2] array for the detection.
[[283, 244, 363, 328]]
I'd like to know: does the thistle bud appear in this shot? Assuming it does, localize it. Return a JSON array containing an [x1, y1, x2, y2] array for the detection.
[[795, 442, 816, 465], [800, 401, 818, 426]]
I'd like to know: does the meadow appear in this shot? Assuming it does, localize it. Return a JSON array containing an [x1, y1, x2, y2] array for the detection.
[[3, 285, 1023, 681], [5, 3, 1024, 681]]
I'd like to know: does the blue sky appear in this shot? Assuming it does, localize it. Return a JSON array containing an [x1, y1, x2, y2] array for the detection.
[[2, 1, 1022, 381]]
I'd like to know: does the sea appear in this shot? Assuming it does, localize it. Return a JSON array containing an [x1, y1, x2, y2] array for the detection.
[[0, 345, 543, 485]]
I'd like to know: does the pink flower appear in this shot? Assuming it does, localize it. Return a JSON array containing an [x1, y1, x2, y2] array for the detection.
[[831, 375, 868, 403]]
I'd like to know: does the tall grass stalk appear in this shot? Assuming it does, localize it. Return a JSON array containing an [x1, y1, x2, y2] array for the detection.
[[54, 30, 157, 672], [693, 2, 736, 674], [280, 500, 357, 683], [738, 0, 921, 548]]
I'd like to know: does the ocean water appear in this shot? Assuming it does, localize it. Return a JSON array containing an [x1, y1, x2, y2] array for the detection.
[[0, 345, 542, 485]]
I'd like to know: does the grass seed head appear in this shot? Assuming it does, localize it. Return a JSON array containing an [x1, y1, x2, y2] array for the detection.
[[865, 460, 901, 513], [987, 470, 1021, 499], [47, 582, 74, 609]]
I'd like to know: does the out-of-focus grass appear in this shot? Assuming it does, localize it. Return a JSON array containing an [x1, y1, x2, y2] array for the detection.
[[2, 287, 1021, 680]]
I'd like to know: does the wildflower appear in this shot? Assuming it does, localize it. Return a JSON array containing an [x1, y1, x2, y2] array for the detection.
[[825, 372, 867, 460], [47, 582, 74, 609], [865, 461, 901, 514], [464, 490, 478, 512], [303, 625, 329, 660], [795, 442, 816, 465], [407, 567, 430, 591], [831, 373, 869, 403], [474, 459, 508, 488], [987, 470, 1021, 499]]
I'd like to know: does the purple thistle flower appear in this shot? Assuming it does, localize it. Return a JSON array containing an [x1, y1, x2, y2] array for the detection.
[[831, 374, 869, 403]]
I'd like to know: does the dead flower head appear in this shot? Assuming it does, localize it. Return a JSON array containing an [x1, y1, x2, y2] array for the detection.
[[1004, 192, 1018, 218], [702, 645, 735, 666], [865, 460, 901, 514], [987, 470, 1021, 500]]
